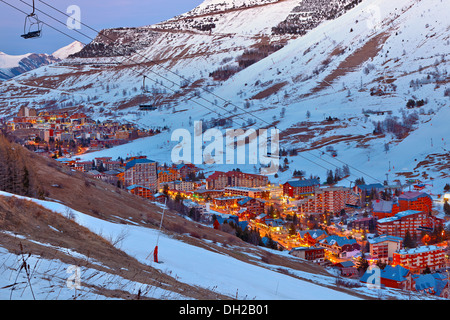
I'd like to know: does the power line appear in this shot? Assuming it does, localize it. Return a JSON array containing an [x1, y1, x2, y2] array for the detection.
[[10, 0, 250, 125], [37, 0, 272, 127], [2, 0, 384, 184]]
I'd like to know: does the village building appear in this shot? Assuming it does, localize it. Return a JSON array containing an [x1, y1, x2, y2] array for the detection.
[[298, 229, 328, 247], [298, 186, 359, 214], [360, 265, 412, 290], [372, 199, 400, 219], [237, 197, 265, 218], [224, 186, 264, 198], [376, 210, 441, 238], [368, 235, 403, 264], [126, 185, 154, 200], [412, 273, 449, 298], [123, 158, 157, 192], [347, 216, 377, 233], [283, 179, 320, 199], [206, 170, 268, 190], [393, 245, 447, 274], [319, 235, 360, 258], [334, 260, 358, 277], [289, 247, 325, 264]]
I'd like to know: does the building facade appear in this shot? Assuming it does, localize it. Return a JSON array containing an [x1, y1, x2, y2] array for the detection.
[[376, 210, 440, 238], [368, 235, 403, 263], [123, 158, 157, 192], [283, 179, 320, 199], [298, 186, 359, 214], [393, 245, 447, 273]]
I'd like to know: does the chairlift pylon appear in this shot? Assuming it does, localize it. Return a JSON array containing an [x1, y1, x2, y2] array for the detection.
[[21, 0, 42, 39]]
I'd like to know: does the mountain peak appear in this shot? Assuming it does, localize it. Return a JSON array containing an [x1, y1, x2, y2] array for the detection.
[[51, 41, 85, 60]]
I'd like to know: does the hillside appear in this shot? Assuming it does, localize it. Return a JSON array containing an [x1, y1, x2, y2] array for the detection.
[[0, 41, 83, 81], [0, 52, 60, 81], [0, 0, 448, 192], [0, 0, 449, 301], [0, 134, 387, 300]]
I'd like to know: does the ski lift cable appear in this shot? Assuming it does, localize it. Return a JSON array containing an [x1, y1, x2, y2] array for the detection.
[[311, 150, 383, 184], [37, 0, 271, 127], [3, 0, 383, 185], [19, 0, 253, 124], [5, 0, 250, 125], [1, 0, 79, 43], [33, 1, 385, 184]]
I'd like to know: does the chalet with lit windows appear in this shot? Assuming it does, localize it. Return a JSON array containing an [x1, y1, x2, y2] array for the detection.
[[393, 245, 446, 274], [237, 197, 265, 217], [224, 186, 264, 198], [319, 235, 360, 258], [398, 191, 433, 213], [353, 183, 385, 195], [289, 247, 325, 264], [412, 273, 449, 298], [376, 210, 441, 238], [298, 229, 328, 247], [193, 189, 224, 200], [283, 179, 320, 199], [372, 199, 400, 219], [368, 235, 403, 263]]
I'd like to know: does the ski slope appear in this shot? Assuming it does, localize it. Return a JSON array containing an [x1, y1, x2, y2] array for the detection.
[[0, 190, 444, 300]]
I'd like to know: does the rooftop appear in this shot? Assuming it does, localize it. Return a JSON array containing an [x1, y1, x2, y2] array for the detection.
[[377, 210, 422, 224], [285, 179, 320, 188]]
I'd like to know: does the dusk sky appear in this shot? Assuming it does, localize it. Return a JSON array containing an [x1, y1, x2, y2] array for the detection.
[[0, 0, 203, 55]]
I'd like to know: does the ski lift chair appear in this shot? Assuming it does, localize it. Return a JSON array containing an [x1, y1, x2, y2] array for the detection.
[[21, 1, 42, 39]]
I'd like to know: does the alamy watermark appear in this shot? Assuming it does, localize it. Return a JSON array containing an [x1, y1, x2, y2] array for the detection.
[[66, 5, 81, 30], [365, 4, 382, 32], [171, 121, 280, 175], [66, 265, 81, 290], [365, 265, 381, 290]]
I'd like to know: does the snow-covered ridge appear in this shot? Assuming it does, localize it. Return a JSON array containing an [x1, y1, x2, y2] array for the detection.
[[0, 41, 83, 81], [0, 52, 33, 69], [52, 41, 84, 60], [0, 52, 60, 81]]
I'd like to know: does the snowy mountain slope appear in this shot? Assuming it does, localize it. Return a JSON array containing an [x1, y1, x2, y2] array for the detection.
[[0, 190, 438, 300], [75, 0, 450, 196], [0, 0, 449, 196], [0, 51, 60, 81], [0, 41, 83, 81], [0, 0, 369, 113], [51, 41, 84, 60]]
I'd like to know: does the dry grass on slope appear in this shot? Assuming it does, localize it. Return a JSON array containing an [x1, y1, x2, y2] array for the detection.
[[0, 135, 370, 299], [0, 195, 230, 300]]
